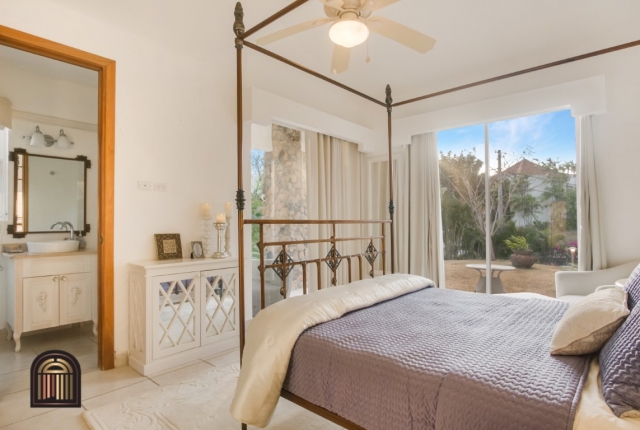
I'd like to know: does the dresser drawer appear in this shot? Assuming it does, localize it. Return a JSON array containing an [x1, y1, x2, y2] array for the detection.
[[23, 255, 92, 278]]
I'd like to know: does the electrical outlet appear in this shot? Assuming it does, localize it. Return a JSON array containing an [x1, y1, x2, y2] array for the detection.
[[137, 181, 152, 191], [154, 183, 167, 192]]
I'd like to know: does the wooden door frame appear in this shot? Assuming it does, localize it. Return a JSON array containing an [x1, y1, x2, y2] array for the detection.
[[0, 25, 115, 370]]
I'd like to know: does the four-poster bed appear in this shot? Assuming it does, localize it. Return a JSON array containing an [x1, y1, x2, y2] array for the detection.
[[231, 2, 640, 429]]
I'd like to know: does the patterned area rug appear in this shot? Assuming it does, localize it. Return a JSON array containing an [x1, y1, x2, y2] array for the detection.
[[83, 363, 341, 429]]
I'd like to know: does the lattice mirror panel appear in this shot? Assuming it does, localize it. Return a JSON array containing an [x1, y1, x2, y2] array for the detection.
[[157, 277, 198, 351], [202, 272, 237, 341]]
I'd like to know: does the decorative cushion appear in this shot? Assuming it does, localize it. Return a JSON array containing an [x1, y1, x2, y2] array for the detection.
[[551, 286, 629, 356], [625, 263, 640, 311], [600, 303, 640, 418]]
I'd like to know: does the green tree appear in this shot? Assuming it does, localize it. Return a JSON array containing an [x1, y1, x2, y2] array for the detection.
[[440, 186, 483, 260], [250, 150, 265, 256], [439, 150, 530, 260], [565, 187, 577, 230], [511, 194, 543, 226], [538, 158, 577, 237], [539, 159, 576, 203]]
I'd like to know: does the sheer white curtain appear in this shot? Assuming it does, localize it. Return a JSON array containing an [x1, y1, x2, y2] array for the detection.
[[305, 131, 367, 289], [367, 155, 407, 274], [577, 115, 607, 271], [407, 133, 445, 287]]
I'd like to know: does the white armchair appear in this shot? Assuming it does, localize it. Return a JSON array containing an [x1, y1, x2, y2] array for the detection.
[[555, 260, 640, 303]]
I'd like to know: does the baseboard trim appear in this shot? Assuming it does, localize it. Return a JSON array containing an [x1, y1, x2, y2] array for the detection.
[[114, 351, 129, 368], [128, 338, 239, 376]]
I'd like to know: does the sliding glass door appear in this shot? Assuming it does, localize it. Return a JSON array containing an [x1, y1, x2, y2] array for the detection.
[[438, 110, 577, 297]]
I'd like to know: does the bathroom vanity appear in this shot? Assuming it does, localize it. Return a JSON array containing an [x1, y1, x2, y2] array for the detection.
[[4, 250, 97, 352]]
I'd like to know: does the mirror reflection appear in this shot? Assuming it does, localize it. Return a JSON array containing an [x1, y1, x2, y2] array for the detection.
[[13, 150, 89, 234]]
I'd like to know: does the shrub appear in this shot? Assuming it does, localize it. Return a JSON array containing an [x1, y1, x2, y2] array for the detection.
[[504, 235, 530, 251]]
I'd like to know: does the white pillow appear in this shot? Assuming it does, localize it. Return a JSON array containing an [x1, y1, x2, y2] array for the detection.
[[551, 286, 630, 356]]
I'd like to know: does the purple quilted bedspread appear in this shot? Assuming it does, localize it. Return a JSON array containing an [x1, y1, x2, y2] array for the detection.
[[283, 288, 590, 430]]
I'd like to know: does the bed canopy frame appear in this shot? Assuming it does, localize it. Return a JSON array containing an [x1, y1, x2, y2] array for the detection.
[[232, 3, 640, 428]]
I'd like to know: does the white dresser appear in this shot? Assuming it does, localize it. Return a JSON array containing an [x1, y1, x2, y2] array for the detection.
[[128, 258, 239, 375], [4, 250, 98, 352]]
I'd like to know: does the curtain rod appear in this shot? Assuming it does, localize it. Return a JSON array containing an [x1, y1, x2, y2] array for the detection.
[[393, 39, 640, 107]]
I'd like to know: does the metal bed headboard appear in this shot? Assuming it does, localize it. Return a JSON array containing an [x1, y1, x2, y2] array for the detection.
[[248, 219, 391, 310]]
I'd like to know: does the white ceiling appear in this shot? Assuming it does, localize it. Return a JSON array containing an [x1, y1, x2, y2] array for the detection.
[[0, 45, 98, 88], [41, 0, 640, 108]]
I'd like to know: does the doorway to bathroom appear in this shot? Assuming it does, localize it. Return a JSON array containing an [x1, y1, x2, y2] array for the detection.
[[0, 26, 115, 371]]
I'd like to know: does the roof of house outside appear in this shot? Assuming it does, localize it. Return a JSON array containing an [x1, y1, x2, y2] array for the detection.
[[502, 159, 549, 176]]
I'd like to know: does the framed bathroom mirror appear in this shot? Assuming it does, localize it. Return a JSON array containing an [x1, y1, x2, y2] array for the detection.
[[8, 148, 91, 238]]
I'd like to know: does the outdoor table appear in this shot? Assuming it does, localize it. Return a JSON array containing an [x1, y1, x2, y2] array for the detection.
[[466, 264, 516, 294]]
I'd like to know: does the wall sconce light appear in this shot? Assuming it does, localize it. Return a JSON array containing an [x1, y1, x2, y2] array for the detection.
[[56, 129, 73, 149], [24, 126, 74, 149]]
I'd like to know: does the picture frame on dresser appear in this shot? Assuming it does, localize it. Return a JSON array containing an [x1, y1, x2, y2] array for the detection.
[[191, 241, 204, 259], [154, 234, 182, 260]]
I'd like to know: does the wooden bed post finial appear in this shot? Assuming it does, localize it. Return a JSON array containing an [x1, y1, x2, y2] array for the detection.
[[234, 2, 245, 38], [385, 84, 393, 112]]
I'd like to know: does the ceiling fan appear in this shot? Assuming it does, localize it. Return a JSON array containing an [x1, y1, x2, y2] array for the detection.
[[255, 0, 436, 74]]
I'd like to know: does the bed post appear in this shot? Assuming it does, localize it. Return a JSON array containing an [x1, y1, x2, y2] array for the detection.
[[234, 4, 248, 430], [233, 0, 247, 365], [386, 85, 396, 274]]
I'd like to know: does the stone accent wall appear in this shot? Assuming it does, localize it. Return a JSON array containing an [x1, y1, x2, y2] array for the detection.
[[262, 125, 307, 291]]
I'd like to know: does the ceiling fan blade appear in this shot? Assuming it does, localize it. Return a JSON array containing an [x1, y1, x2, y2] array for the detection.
[[331, 44, 351, 74], [361, 0, 402, 14], [366, 16, 436, 53], [256, 18, 333, 45]]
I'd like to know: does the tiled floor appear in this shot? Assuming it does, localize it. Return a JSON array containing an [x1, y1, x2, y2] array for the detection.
[[0, 325, 239, 429]]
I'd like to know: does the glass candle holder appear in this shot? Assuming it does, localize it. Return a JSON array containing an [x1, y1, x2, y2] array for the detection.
[[213, 223, 229, 259]]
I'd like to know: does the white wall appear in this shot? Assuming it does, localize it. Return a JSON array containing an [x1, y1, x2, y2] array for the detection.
[[0, 64, 98, 125]]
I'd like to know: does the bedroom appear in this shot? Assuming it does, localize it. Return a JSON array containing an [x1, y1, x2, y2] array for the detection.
[[0, 0, 639, 429]]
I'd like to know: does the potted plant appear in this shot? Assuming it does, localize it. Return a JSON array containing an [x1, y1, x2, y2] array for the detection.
[[504, 235, 536, 269]]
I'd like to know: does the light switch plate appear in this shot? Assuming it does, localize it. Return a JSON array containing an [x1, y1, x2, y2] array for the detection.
[[154, 183, 167, 192]]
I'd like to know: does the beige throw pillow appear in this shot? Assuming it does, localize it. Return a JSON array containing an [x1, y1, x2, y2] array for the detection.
[[551, 286, 630, 355]]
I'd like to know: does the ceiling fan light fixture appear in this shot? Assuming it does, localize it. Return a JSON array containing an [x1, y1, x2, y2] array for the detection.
[[329, 16, 369, 48]]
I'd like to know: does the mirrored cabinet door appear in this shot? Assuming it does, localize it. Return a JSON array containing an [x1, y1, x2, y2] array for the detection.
[[152, 273, 201, 360], [201, 269, 238, 345]]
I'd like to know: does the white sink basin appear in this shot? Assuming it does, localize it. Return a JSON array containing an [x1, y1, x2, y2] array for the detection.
[[27, 240, 80, 253]]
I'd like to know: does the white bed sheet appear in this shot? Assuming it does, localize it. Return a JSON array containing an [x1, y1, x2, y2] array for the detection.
[[575, 358, 640, 429]]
